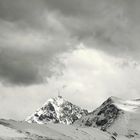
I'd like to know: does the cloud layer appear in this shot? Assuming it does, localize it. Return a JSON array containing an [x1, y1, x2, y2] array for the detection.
[[0, 0, 140, 120], [45, 0, 140, 58], [0, 0, 140, 85], [0, 0, 76, 85]]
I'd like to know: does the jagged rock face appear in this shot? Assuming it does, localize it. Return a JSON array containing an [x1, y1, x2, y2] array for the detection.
[[26, 96, 88, 125], [75, 97, 123, 131]]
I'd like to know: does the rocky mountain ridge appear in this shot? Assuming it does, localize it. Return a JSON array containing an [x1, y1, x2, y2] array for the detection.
[[75, 97, 124, 130], [26, 96, 140, 138], [26, 96, 88, 124], [75, 96, 140, 138]]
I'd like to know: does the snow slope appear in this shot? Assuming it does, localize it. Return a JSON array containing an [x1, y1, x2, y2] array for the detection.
[[1, 119, 140, 140], [0, 124, 25, 138], [0, 119, 112, 140], [108, 97, 140, 137]]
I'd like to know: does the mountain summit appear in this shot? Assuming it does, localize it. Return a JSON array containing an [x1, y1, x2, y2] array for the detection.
[[75, 96, 140, 137], [26, 96, 88, 124], [75, 97, 124, 129]]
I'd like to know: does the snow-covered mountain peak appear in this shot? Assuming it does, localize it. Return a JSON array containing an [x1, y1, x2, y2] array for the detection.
[[75, 96, 123, 129], [26, 96, 88, 125], [44, 96, 66, 107], [105, 96, 123, 103], [75, 96, 140, 138]]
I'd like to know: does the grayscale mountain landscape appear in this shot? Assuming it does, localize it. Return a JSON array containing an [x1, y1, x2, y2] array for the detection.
[[0, 96, 140, 140], [0, 0, 140, 140]]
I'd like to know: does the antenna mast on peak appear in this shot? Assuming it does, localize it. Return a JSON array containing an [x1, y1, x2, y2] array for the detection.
[[57, 89, 62, 98]]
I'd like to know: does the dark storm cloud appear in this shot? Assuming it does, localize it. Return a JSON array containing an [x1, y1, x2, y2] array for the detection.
[[0, 47, 44, 85], [0, 0, 77, 85], [0, 41, 75, 85], [0, 0, 140, 85], [0, 0, 46, 29], [44, 0, 140, 58], [0, 25, 75, 85]]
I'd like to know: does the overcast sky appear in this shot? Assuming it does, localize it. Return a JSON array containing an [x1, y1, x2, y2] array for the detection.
[[0, 0, 140, 120]]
